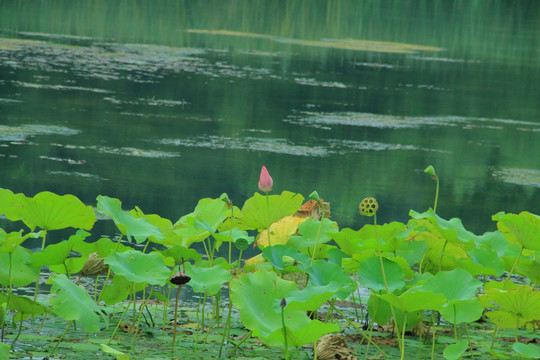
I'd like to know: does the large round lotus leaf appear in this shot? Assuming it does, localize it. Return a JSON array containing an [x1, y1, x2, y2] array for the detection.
[[0, 246, 39, 287], [288, 218, 339, 250], [240, 191, 304, 231], [50, 273, 106, 333], [104, 250, 171, 286], [379, 290, 446, 313], [358, 256, 405, 293], [440, 298, 484, 324], [421, 268, 482, 301], [14, 191, 96, 231], [307, 259, 356, 299], [230, 270, 338, 348], [497, 211, 540, 251], [97, 195, 164, 243], [184, 262, 230, 295], [262, 244, 311, 271], [481, 285, 540, 329], [0, 293, 47, 315]]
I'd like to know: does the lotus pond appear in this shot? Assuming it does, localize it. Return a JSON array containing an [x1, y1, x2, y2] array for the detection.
[[1, 165, 540, 359]]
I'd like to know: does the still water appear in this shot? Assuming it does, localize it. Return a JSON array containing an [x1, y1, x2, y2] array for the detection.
[[1, 1, 539, 240]]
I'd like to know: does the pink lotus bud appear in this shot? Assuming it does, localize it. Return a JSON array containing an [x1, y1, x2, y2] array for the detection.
[[258, 165, 273, 192]]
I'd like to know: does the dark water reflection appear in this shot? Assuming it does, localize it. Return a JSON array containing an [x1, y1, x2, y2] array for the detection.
[[0, 1, 539, 243]]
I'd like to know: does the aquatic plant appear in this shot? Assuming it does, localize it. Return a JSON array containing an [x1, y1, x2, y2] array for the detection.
[[0, 165, 539, 359]]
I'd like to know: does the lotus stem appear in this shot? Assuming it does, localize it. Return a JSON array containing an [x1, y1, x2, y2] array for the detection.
[[171, 284, 182, 353], [227, 329, 253, 358], [310, 202, 325, 266], [265, 192, 272, 246]]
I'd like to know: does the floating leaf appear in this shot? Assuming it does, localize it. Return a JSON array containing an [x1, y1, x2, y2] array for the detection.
[[50, 273, 106, 333], [241, 191, 304, 230], [101, 344, 130, 360], [97, 196, 164, 243], [512, 342, 540, 359], [443, 340, 469, 360], [13, 191, 96, 231], [184, 262, 230, 295], [0, 343, 9, 359], [104, 250, 171, 286]]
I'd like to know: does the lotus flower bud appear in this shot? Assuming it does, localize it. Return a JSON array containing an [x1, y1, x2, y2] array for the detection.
[[424, 165, 437, 179], [258, 165, 273, 193], [309, 191, 320, 202], [281, 256, 297, 268], [359, 197, 378, 217], [280, 297, 287, 308]]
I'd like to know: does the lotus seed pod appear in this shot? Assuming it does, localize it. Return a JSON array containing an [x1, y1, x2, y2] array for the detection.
[[359, 197, 378, 217], [281, 255, 297, 268], [170, 271, 191, 285], [234, 237, 250, 251]]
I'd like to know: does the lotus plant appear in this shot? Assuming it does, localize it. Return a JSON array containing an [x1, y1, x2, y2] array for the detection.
[[259, 165, 274, 245]]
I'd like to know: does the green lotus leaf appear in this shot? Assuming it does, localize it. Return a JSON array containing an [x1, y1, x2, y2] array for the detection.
[[358, 256, 405, 293], [184, 262, 230, 295], [460, 247, 505, 277], [283, 282, 343, 311], [0, 293, 48, 315], [288, 218, 339, 250], [307, 259, 356, 299], [240, 191, 304, 230], [0, 246, 40, 287], [100, 275, 145, 305], [30, 231, 88, 267], [440, 298, 484, 324], [101, 344, 130, 360], [378, 290, 446, 313], [368, 293, 392, 325], [104, 250, 171, 286], [331, 222, 405, 256], [421, 268, 482, 301], [497, 211, 540, 251], [230, 270, 338, 348], [50, 273, 106, 333], [443, 340, 469, 360], [131, 206, 181, 246], [0, 343, 9, 359], [262, 245, 311, 271], [13, 191, 96, 231], [512, 342, 540, 359], [160, 245, 202, 266], [0, 229, 42, 253], [97, 195, 164, 243], [480, 285, 540, 329], [396, 239, 429, 267]]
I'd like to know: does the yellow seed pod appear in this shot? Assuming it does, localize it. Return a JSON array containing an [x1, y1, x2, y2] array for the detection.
[[359, 197, 378, 217]]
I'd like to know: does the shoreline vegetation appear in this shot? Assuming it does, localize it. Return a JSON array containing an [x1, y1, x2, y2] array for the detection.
[[1, 165, 540, 359]]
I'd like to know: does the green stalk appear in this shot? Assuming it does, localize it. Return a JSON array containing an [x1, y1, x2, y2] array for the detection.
[[265, 192, 272, 246], [433, 175, 439, 213], [281, 306, 289, 360], [373, 214, 401, 350], [97, 235, 124, 304], [330, 304, 387, 358], [309, 203, 325, 266], [1, 251, 13, 341], [33, 231, 48, 307], [49, 320, 73, 358], [171, 284, 182, 354], [227, 329, 253, 358], [504, 246, 523, 287]]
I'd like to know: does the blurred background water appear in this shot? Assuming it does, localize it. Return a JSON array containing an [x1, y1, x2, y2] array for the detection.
[[1, 0, 539, 243]]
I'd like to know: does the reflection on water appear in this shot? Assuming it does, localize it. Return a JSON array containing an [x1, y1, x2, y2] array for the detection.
[[0, 1, 539, 238]]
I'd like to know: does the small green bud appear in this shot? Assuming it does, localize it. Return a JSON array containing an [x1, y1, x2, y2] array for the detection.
[[219, 193, 231, 203], [281, 256, 296, 268], [309, 191, 320, 202], [359, 197, 378, 217], [424, 165, 437, 178]]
